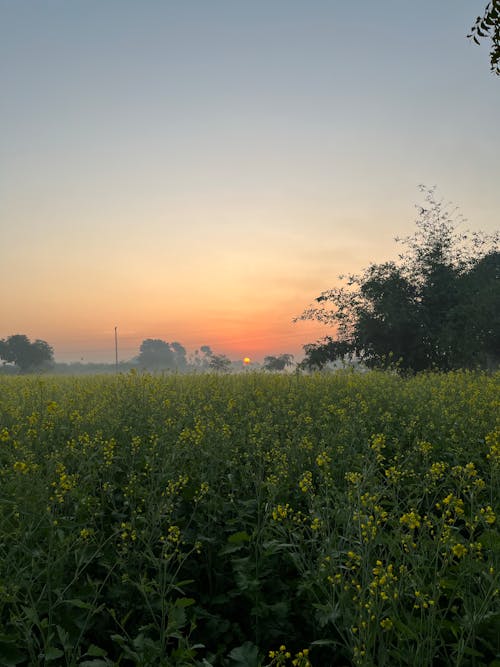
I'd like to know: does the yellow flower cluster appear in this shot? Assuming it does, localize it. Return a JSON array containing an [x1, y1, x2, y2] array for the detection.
[[13, 461, 28, 474], [272, 503, 291, 521], [298, 470, 314, 494], [345, 471, 363, 486], [413, 590, 435, 610], [163, 474, 190, 497], [50, 462, 77, 504], [194, 481, 210, 502], [399, 510, 421, 530], [315, 451, 331, 467], [384, 465, 404, 484], [353, 493, 388, 543], [102, 437, 116, 466], [486, 429, 500, 465], [480, 505, 496, 525], [120, 521, 137, 542], [268, 645, 311, 666], [370, 433, 386, 463]]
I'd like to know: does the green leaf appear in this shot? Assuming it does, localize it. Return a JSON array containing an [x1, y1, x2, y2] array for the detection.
[[166, 605, 187, 636], [441, 620, 460, 638], [174, 597, 196, 608], [393, 618, 418, 640], [262, 539, 294, 555], [0, 643, 25, 666], [171, 579, 194, 590], [438, 577, 457, 591], [219, 542, 247, 555], [45, 647, 64, 661], [110, 634, 127, 648], [228, 641, 260, 667], [87, 645, 108, 657], [479, 530, 500, 550], [21, 606, 38, 624], [462, 647, 484, 658], [311, 639, 338, 648], [313, 602, 341, 627], [227, 531, 251, 544], [65, 598, 92, 609], [56, 625, 71, 650]]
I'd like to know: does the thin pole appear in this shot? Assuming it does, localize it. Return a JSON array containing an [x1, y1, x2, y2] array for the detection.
[[114, 326, 118, 372]]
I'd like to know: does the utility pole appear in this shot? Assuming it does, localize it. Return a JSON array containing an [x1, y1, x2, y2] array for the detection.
[[114, 326, 118, 373]]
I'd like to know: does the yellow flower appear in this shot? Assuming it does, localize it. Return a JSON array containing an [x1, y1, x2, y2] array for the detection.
[[299, 470, 313, 493], [480, 506, 496, 525], [451, 543, 468, 559], [345, 471, 362, 485], [80, 528, 94, 540], [417, 440, 433, 455], [316, 451, 331, 467], [400, 510, 421, 530], [167, 525, 181, 544], [380, 617, 393, 631], [272, 503, 290, 521], [310, 517, 322, 531]]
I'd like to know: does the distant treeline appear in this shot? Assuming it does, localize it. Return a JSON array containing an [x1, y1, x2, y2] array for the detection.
[[0, 341, 238, 375], [1, 334, 305, 375]]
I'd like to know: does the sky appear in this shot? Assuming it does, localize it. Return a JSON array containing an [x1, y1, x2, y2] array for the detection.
[[1, 1, 499, 363]]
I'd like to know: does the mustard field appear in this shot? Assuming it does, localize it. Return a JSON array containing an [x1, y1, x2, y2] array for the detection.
[[0, 371, 499, 666]]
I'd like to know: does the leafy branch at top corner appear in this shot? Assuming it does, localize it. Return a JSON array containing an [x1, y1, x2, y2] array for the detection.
[[468, 0, 500, 75]]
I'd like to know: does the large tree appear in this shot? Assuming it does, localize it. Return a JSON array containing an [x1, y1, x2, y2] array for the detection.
[[136, 338, 188, 371], [469, 1, 500, 75], [169, 341, 188, 370], [208, 353, 232, 373], [263, 354, 295, 371], [0, 334, 54, 372], [298, 187, 499, 372]]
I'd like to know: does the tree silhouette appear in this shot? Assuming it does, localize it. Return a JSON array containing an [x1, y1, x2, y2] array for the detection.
[[298, 187, 499, 372], [263, 354, 294, 371], [0, 334, 54, 372], [137, 339, 174, 370], [208, 354, 231, 372]]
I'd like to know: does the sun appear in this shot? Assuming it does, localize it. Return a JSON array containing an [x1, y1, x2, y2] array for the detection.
[[243, 357, 251, 365]]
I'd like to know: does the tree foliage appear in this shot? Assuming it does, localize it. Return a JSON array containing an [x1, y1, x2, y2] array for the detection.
[[208, 353, 232, 372], [299, 187, 499, 372], [137, 339, 187, 370], [469, 1, 500, 75], [189, 345, 230, 371], [263, 353, 294, 371], [0, 334, 54, 372]]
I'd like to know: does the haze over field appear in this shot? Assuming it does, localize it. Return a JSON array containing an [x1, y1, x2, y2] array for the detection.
[[1, 1, 499, 363]]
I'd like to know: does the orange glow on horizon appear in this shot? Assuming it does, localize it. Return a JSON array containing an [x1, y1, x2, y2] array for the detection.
[[9, 316, 331, 364]]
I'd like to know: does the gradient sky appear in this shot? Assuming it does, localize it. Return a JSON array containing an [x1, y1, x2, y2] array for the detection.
[[1, 1, 499, 363]]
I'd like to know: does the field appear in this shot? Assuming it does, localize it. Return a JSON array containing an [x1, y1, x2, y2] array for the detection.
[[1, 370, 499, 666]]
